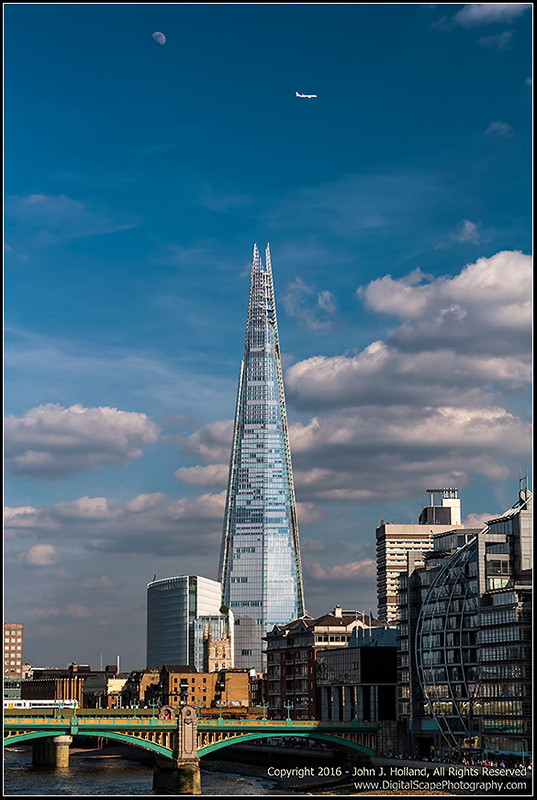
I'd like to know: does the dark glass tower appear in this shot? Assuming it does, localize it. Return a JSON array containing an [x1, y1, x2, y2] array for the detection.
[[219, 244, 305, 672]]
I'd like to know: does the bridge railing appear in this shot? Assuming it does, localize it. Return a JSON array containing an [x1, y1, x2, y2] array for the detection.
[[4, 717, 177, 728], [198, 719, 378, 728], [5, 715, 378, 731]]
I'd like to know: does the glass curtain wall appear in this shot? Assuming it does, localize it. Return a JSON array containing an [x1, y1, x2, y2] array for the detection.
[[219, 244, 305, 672]]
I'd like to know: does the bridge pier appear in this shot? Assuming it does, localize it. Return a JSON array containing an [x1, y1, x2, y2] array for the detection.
[[153, 704, 201, 794], [153, 755, 201, 795], [32, 735, 73, 768]]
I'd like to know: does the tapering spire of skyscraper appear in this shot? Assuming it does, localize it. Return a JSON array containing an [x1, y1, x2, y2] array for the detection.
[[219, 244, 305, 672]]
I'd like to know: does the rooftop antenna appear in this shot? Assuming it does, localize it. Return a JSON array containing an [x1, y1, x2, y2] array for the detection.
[[519, 471, 528, 501]]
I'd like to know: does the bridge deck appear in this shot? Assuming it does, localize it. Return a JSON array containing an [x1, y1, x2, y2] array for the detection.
[[5, 716, 377, 731], [4, 715, 378, 759]]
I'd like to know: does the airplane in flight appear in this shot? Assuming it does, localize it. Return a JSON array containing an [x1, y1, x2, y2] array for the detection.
[[296, 91, 317, 98]]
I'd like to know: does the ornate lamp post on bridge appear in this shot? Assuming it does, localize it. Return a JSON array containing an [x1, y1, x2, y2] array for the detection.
[[284, 701, 293, 723]]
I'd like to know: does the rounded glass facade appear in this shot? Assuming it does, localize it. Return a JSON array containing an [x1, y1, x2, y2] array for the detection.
[[415, 537, 481, 752]]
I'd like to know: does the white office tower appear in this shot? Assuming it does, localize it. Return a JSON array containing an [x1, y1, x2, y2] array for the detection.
[[376, 489, 463, 623]]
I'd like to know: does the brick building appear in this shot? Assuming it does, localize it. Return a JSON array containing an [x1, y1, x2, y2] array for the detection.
[[265, 607, 382, 719], [4, 623, 24, 678], [20, 664, 128, 708], [121, 669, 161, 707], [147, 665, 250, 712]]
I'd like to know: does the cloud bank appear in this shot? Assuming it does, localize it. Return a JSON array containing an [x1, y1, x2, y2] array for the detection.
[[166, 251, 532, 507], [4, 491, 226, 556], [282, 251, 532, 502], [4, 403, 160, 479]]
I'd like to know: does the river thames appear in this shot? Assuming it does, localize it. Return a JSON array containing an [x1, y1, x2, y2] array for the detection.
[[3, 748, 283, 796]]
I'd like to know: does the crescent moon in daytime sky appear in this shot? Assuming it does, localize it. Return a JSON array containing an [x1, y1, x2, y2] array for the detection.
[[152, 31, 166, 45]]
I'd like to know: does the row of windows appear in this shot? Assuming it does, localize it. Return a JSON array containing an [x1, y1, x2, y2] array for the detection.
[[480, 646, 523, 661], [477, 627, 520, 644], [230, 601, 263, 607], [423, 700, 523, 717], [315, 635, 349, 643], [481, 664, 524, 680], [480, 608, 518, 626]]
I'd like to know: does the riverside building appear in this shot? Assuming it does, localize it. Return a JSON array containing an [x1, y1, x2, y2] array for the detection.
[[400, 482, 532, 762], [265, 606, 381, 719], [376, 489, 463, 623], [219, 244, 305, 672]]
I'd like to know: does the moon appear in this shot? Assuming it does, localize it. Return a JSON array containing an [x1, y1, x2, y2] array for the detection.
[[152, 31, 166, 45]]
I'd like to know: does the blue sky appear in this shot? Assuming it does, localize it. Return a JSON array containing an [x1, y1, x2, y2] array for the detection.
[[4, 3, 532, 671]]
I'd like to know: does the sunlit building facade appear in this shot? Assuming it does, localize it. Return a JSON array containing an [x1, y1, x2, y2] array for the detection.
[[376, 489, 463, 623], [402, 483, 532, 761], [219, 244, 305, 672]]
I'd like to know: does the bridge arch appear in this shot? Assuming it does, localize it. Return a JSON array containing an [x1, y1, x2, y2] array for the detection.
[[6, 729, 173, 759], [198, 731, 375, 758]]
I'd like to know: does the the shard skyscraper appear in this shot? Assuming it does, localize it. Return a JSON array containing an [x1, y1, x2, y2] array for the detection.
[[219, 244, 305, 672]]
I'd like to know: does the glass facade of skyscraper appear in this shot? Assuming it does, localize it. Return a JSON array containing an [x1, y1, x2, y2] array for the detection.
[[219, 244, 305, 672], [146, 575, 231, 670]]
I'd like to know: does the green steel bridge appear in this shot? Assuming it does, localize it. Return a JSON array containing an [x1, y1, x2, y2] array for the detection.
[[4, 712, 377, 760]]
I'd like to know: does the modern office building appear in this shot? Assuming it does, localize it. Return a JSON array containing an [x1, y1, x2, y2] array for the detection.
[[316, 626, 398, 723], [146, 576, 233, 671], [219, 244, 305, 672], [4, 623, 24, 678], [376, 489, 463, 623], [400, 482, 532, 761]]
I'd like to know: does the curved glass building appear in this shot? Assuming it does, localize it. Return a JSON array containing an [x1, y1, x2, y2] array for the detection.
[[410, 486, 532, 760], [146, 575, 233, 671], [415, 534, 481, 753], [219, 244, 305, 672]]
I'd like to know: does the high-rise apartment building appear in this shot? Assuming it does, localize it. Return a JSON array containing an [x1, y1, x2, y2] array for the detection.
[[219, 244, 305, 672], [146, 576, 233, 671], [4, 623, 24, 678], [376, 489, 462, 623]]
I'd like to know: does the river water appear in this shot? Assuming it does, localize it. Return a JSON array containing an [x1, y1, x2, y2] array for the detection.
[[3, 748, 283, 796]]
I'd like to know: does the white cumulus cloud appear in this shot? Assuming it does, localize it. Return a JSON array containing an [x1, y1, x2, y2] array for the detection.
[[4, 403, 160, 479], [452, 4, 531, 26], [356, 251, 531, 355], [306, 558, 377, 582], [485, 120, 514, 138], [452, 219, 482, 244], [4, 491, 227, 557], [23, 544, 58, 566], [175, 463, 229, 488]]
